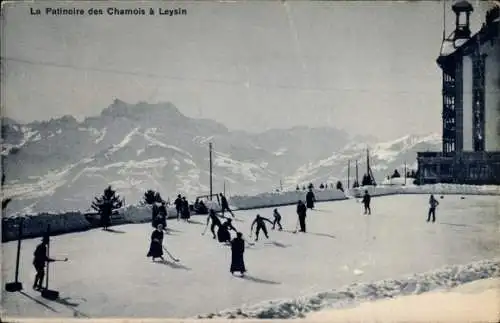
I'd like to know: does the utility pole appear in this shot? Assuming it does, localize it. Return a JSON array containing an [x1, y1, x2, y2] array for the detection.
[[404, 161, 407, 185], [280, 179, 283, 191], [355, 160, 359, 186], [209, 142, 213, 200], [347, 160, 350, 189]]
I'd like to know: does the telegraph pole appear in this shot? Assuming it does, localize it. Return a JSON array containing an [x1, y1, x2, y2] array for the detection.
[[347, 160, 351, 189], [209, 142, 213, 200]]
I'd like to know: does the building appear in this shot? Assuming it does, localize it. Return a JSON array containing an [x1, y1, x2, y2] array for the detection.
[[417, 1, 500, 185]]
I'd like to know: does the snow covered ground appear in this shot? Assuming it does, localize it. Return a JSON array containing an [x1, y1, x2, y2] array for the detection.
[[1, 194, 499, 319]]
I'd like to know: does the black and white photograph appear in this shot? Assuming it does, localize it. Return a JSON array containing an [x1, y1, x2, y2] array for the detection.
[[1, 0, 499, 321]]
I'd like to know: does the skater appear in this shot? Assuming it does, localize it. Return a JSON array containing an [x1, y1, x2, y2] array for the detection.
[[206, 208, 222, 239], [362, 190, 371, 215], [218, 218, 237, 243], [158, 201, 168, 229], [147, 223, 165, 261], [32, 236, 56, 290], [230, 232, 246, 276], [181, 196, 191, 221], [250, 214, 273, 241], [174, 194, 183, 220], [219, 193, 235, 218], [272, 208, 283, 231], [306, 188, 316, 209], [296, 200, 307, 232], [427, 194, 439, 223]]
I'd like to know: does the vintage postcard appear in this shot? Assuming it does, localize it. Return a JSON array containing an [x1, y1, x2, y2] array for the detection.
[[1, 0, 499, 322]]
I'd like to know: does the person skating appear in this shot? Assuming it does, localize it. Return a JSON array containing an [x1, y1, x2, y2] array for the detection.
[[147, 224, 165, 262], [219, 193, 235, 218], [306, 188, 316, 209], [181, 197, 190, 221], [272, 208, 283, 231], [206, 208, 222, 239], [427, 194, 439, 223], [250, 214, 273, 241], [362, 190, 371, 215], [158, 201, 168, 229], [218, 218, 237, 243], [296, 200, 307, 233], [230, 232, 246, 276], [32, 236, 56, 290], [174, 194, 183, 220]]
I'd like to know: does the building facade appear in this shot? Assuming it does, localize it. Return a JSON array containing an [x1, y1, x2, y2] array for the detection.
[[417, 1, 500, 185]]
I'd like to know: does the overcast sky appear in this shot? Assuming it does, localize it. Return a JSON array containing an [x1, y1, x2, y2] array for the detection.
[[1, 0, 491, 140]]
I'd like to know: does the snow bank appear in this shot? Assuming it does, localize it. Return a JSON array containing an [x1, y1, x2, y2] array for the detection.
[[229, 189, 347, 210], [197, 258, 500, 319], [1, 212, 90, 242], [349, 184, 500, 198]]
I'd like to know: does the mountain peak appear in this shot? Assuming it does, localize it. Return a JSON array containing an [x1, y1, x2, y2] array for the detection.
[[101, 99, 184, 120]]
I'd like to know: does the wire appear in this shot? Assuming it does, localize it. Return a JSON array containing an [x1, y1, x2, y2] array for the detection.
[[1, 56, 438, 95]]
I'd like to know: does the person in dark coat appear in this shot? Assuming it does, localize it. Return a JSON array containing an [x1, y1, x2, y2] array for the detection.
[[147, 224, 165, 261], [362, 190, 371, 215], [272, 208, 283, 231], [427, 194, 439, 223], [32, 236, 55, 290], [306, 189, 316, 209], [181, 197, 190, 221], [250, 214, 273, 241], [198, 200, 208, 214], [218, 219, 236, 243], [296, 200, 307, 233], [219, 193, 235, 218], [174, 194, 183, 220], [230, 232, 246, 276], [206, 208, 222, 239], [158, 201, 168, 229], [151, 202, 160, 228], [100, 202, 112, 230]]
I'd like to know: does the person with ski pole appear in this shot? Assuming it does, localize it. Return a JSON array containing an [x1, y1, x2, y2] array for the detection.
[[250, 214, 273, 241], [32, 236, 68, 290], [147, 223, 165, 262], [203, 208, 222, 239], [218, 218, 237, 243], [219, 193, 235, 218], [272, 208, 283, 231]]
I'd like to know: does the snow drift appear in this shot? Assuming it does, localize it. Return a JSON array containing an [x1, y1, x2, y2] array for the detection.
[[197, 258, 500, 319]]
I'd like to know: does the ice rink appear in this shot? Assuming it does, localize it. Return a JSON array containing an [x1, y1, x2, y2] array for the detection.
[[2, 194, 499, 318]]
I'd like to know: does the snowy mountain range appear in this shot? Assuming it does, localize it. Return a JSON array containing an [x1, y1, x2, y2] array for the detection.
[[1, 99, 441, 214]]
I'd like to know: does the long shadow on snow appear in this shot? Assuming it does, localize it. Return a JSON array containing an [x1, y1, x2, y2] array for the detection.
[[440, 222, 470, 228], [52, 297, 91, 318], [104, 228, 126, 234], [156, 260, 191, 271], [282, 230, 335, 239], [18, 291, 58, 313], [185, 220, 205, 226], [264, 241, 291, 248], [239, 275, 281, 285]]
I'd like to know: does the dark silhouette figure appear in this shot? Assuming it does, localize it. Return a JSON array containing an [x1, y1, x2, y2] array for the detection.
[[230, 232, 246, 276], [296, 185, 300, 191], [218, 219, 237, 243], [336, 181, 344, 192], [147, 224, 165, 261], [319, 183, 325, 189], [306, 189, 316, 209], [296, 200, 307, 232], [174, 194, 183, 220], [158, 202, 168, 228], [151, 202, 160, 228], [91, 185, 123, 230], [391, 169, 401, 178], [362, 190, 371, 215], [219, 193, 235, 218], [207, 209, 222, 239], [251, 214, 273, 241], [427, 194, 439, 223], [272, 208, 283, 231], [32, 236, 55, 290], [181, 197, 190, 220]]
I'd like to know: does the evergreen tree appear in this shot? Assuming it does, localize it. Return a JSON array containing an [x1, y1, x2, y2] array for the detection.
[[92, 186, 124, 229], [143, 190, 164, 205]]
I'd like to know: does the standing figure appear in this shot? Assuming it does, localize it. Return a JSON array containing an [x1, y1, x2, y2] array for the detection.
[[306, 188, 316, 209], [427, 194, 439, 223], [181, 197, 190, 221], [251, 214, 273, 241], [296, 200, 307, 233], [230, 232, 246, 276], [206, 208, 222, 239], [158, 201, 168, 229], [218, 218, 237, 243], [151, 202, 160, 228], [32, 236, 55, 290], [219, 193, 235, 218], [362, 190, 371, 215], [174, 194, 183, 220], [147, 224, 165, 261], [272, 208, 283, 231]]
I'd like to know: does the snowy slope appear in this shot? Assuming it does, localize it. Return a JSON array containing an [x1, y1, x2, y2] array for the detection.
[[2, 194, 499, 318], [2, 99, 440, 214]]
